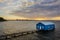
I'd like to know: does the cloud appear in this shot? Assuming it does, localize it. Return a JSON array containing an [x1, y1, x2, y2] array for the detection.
[[0, 0, 60, 20], [0, 0, 4, 2], [12, 0, 60, 18]]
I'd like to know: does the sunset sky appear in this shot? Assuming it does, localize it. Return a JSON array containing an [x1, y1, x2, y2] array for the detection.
[[0, 0, 60, 20]]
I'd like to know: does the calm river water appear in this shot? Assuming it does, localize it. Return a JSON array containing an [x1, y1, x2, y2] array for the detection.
[[0, 20, 60, 40]]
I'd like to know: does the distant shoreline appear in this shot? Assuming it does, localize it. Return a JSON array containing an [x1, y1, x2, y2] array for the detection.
[[0, 20, 60, 22], [1, 20, 60, 21]]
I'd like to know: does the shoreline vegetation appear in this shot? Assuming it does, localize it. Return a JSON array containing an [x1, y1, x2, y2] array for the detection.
[[0, 17, 6, 21]]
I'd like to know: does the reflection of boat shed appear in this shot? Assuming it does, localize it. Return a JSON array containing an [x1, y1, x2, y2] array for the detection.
[[36, 22, 55, 31]]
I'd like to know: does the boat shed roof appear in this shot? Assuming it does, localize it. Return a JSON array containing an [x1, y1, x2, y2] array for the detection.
[[40, 22, 55, 25]]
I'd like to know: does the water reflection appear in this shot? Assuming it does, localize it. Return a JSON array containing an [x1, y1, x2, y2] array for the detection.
[[36, 31, 55, 40]]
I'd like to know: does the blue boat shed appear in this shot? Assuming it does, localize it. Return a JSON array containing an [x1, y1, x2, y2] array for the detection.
[[36, 22, 55, 31]]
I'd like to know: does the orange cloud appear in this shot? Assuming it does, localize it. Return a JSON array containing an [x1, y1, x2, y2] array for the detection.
[[28, 16, 60, 20], [0, 0, 4, 2], [2, 15, 28, 20], [30, 17, 48, 20], [51, 16, 60, 20], [2, 14, 60, 20]]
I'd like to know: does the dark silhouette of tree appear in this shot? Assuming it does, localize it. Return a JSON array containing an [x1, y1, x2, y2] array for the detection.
[[0, 17, 6, 21]]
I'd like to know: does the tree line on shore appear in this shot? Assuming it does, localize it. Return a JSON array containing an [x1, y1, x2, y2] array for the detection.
[[0, 17, 6, 21]]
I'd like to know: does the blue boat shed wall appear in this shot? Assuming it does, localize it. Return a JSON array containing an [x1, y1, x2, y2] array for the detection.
[[36, 22, 55, 31]]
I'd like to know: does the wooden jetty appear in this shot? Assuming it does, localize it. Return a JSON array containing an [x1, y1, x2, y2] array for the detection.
[[0, 30, 37, 40]]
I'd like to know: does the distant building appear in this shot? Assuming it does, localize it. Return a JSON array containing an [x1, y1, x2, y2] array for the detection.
[[36, 22, 55, 31]]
